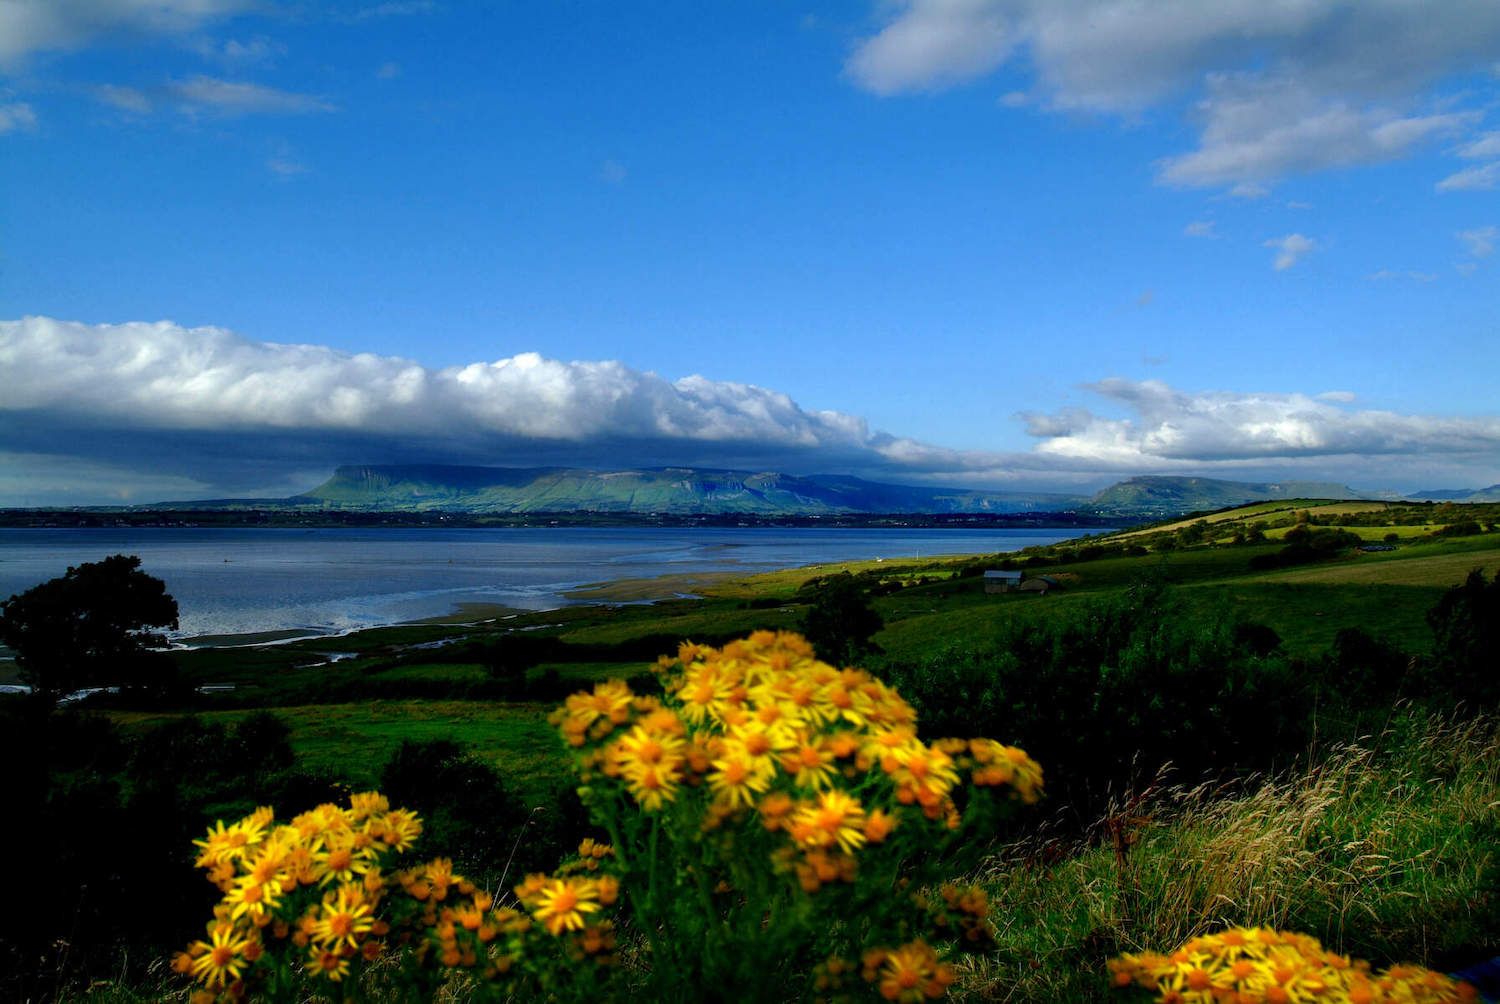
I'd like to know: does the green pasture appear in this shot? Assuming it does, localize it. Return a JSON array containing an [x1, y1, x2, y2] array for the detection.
[[112, 700, 567, 806]]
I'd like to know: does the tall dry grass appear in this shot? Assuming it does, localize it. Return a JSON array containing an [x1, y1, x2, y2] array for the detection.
[[958, 713, 1500, 1002]]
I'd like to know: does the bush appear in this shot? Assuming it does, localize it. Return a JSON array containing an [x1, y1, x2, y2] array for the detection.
[[171, 633, 1043, 1002], [884, 581, 1308, 825]]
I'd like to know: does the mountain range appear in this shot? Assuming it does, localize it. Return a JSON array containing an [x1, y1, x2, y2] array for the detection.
[[145, 465, 1387, 518]]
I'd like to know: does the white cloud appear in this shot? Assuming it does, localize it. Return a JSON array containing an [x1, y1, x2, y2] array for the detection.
[[93, 84, 151, 113], [1366, 269, 1437, 283], [846, 1, 1500, 190], [267, 156, 307, 176], [1023, 378, 1500, 465], [1457, 131, 1500, 159], [1263, 233, 1316, 271], [0, 101, 37, 133], [1159, 76, 1474, 188], [166, 76, 335, 116], [846, 0, 1014, 95], [3, 318, 1498, 497], [1437, 162, 1500, 191], [0, 0, 252, 69], [1457, 225, 1497, 257], [194, 36, 285, 68], [599, 159, 627, 185], [1183, 220, 1216, 238], [0, 316, 904, 460]]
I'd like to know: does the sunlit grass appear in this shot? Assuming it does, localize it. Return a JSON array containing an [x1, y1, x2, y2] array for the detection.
[[958, 714, 1500, 1002]]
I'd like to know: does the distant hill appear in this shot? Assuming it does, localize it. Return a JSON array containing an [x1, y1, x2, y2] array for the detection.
[[285, 464, 1087, 516], [1087, 475, 1361, 516], [1408, 485, 1500, 502], [142, 467, 1408, 520]]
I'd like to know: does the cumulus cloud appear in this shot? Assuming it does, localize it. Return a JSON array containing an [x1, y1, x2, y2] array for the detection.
[[1263, 233, 1317, 271], [846, 0, 1014, 94], [0, 0, 251, 69], [1022, 378, 1500, 466], [1158, 77, 1473, 188], [0, 316, 947, 488], [846, 1, 1500, 190]]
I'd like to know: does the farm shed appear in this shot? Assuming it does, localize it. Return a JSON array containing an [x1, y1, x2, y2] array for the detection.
[[983, 569, 1023, 594]]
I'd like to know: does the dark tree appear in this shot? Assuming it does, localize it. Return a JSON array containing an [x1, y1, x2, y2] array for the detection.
[[800, 572, 884, 666], [0, 554, 178, 702], [1426, 568, 1500, 706]]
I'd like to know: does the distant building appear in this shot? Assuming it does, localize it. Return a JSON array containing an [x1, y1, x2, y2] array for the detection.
[[983, 569, 1023, 594], [1019, 575, 1061, 595]]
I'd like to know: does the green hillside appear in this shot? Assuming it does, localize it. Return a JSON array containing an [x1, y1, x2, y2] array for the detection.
[[1088, 475, 1360, 515], [290, 464, 1087, 515]]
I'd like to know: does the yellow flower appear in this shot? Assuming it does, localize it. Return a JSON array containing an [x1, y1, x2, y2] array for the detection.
[[790, 790, 867, 855], [527, 877, 602, 935], [707, 747, 775, 809], [872, 940, 954, 1002], [187, 924, 250, 988], [308, 945, 351, 982], [311, 884, 376, 950], [223, 873, 282, 921]]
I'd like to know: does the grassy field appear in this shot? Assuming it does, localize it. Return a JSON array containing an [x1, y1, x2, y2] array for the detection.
[[22, 499, 1500, 1002], [113, 700, 567, 804], [100, 518, 1499, 765]]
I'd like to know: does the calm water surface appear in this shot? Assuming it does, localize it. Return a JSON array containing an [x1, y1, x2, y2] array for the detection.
[[0, 526, 1100, 640]]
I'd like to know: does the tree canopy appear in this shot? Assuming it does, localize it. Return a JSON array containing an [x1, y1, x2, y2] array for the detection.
[[799, 572, 884, 667], [0, 554, 179, 702]]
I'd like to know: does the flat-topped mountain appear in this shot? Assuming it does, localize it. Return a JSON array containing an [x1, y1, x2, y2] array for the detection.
[[290, 464, 1085, 515], [1087, 475, 1361, 515]]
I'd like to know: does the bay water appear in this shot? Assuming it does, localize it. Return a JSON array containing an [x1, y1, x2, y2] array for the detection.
[[0, 526, 1100, 641]]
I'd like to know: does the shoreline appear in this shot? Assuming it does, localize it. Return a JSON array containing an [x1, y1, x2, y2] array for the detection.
[[166, 550, 988, 651]]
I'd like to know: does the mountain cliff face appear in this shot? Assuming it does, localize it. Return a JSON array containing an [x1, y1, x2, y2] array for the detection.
[[1087, 475, 1360, 514], [292, 465, 1085, 515]]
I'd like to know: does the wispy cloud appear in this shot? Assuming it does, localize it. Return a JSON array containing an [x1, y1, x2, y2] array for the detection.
[[0, 101, 37, 133], [266, 156, 308, 176], [194, 35, 286, 69], [0, 0, 252, 69], [1366, 269, 1437, 283], [1457, 225, 1497, 257], [166, 76, 336, 116], [599, 159, 627, 185], [1263, 233, 1316, 271], [93, 84, 152, 114], [1183, 220, 1216, 238], [1438, 162, 1500, 191]]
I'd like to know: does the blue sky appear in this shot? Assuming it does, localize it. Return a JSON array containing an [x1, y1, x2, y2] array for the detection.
[[2, 1, 1498, 504]]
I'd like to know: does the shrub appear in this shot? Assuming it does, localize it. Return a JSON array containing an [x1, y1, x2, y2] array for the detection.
[[174, 632, 1042, 1002]]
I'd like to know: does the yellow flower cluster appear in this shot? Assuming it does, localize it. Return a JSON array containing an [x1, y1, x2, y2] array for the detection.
[[920, 883, 996, 947], [1109, 928, 1480, 1004], [861, 939, 957, 1002], [175, 794, 418, 998], [552, 630, 1042, 892]]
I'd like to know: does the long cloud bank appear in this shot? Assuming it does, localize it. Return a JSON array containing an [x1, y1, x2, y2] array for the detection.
[[2, 317, 1498, 502]]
